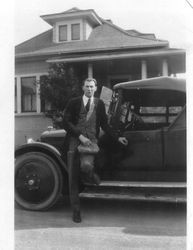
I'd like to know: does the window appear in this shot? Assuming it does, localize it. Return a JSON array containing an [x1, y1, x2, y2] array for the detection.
[[71, 23, 80, 40], [59, 25, 67, 41], [118, 103, 169, 131], [140, 106, 167, 123], [40, 75, 51, 112], [168, 106, 183, 123], [15, 78, 17, 113], [57, 23, 81, 42], [21, 77, 36, 112], [139, 106, 183, 126]]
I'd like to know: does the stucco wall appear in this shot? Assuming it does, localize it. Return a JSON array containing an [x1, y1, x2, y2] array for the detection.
[[15, 60, 49, 75], [85, 21, 93, 40], [15, 59, 51, 147], [15, 114, 52, 147]]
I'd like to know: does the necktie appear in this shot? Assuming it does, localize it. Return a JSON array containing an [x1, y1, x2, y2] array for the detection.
[[85, 98, 91, 112]]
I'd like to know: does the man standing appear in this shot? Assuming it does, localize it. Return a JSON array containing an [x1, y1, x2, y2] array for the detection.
[[63, 78, 128, 223]]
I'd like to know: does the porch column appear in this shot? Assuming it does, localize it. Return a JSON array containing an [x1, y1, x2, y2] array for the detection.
[[141, 60, 147, 79], [36, 75, 41, 113], [162, 59, 168, 76], [88, 63, 93, 78], [17, 77, 21, 113]]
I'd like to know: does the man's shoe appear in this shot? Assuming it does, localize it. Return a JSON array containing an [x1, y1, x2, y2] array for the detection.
[[72, 210, 81, 223], [92, 173, 101, 186]]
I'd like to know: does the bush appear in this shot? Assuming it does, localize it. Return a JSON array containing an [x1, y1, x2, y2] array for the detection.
[[38, 63, 82, 128]]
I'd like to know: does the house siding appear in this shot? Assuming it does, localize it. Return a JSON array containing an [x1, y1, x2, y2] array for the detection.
[[15, 60, 50, 146], [15, 114, 52, 147], [85, 21, 93, 40], [15, 61, 49, 75]]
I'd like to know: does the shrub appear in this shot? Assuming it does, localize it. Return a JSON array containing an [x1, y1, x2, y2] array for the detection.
[[38, 63, 82, 128]]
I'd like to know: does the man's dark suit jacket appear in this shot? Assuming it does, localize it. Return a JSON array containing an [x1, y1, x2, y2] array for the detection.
[[63, 96, 117, 140]]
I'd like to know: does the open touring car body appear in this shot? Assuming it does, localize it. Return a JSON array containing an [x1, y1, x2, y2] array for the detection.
[[15, 77, 186, 210]]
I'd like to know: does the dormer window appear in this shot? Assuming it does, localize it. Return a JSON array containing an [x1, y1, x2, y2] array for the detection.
[[56, 21, 82, 43], [71, 23, 80, 40], [41, 8, 102, 43], [59, 25, 67, 41]]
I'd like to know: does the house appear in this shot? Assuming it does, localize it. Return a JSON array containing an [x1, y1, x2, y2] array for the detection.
[[15, 7, 185, 147]]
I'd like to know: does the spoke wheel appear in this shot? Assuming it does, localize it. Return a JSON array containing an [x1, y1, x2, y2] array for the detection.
[[15, 152, 63, 211]]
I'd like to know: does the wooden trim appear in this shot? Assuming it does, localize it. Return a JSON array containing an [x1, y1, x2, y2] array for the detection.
[[15, 72, 48, 78], [46, 50, 185, 63], [15, 72, 48, 114], [16, 77, 21, 114], [141, 60, 147, 79], [162, 58, 168, 76], [36, 75, 41, 113], [88, 63, 93, 77]]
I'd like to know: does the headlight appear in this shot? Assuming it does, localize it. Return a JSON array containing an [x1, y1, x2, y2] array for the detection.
[[27, 138, 35, 144]]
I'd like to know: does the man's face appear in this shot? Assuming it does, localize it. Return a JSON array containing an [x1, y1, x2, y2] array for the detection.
[[82, 80, 97, 98]]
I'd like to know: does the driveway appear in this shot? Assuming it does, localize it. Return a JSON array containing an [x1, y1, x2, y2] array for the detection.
[[15, 197, 186, 250]]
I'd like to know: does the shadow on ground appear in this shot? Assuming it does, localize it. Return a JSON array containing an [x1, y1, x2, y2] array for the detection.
[[15, 196, 186, 237]]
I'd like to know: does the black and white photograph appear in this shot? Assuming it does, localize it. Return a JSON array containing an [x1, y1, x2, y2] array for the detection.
[[1, 0, 193, 249]]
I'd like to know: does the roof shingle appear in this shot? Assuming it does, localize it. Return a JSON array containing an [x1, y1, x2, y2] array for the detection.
[[16, 22, 168, 58]]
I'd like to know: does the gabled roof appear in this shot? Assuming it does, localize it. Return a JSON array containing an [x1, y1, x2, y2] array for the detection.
[[15, 21, 168, 58], [40, 8, 102, 26], [62, 7, 80, 13], [16, 29, 53, 54]]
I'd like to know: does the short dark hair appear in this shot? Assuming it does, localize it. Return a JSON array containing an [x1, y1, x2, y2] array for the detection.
[[83, 78, 97, 86]]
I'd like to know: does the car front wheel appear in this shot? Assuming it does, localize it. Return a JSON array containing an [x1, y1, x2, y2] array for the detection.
[[15, 152, 63, 211]]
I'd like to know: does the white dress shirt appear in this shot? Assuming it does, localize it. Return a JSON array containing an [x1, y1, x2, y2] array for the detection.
[[82, 95, 94, 107]]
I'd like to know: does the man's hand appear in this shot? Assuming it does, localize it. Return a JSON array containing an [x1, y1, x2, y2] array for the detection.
[[79, 134, 92, 146], [118, 137, 128, 146]]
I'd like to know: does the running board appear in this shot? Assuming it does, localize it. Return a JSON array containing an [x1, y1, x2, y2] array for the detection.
[[80, 192, 186, 203], [80, 181, 186, 203], [98, 181, 186, 188]]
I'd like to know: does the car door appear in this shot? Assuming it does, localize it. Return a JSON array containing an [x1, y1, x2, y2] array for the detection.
[[112, 102, 165, 171], [118, 129, 163, 170], [163, 106, 186, 170]]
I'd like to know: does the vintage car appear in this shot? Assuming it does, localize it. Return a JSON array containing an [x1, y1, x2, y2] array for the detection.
[[15, 77, 186, 211]]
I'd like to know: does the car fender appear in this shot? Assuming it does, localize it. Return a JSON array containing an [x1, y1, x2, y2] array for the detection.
[[15, 141, 68, 173]]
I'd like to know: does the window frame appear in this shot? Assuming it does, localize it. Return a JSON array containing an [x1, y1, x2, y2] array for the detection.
[[116, 89, 185, 131], [56, 20, 82, 43], [71, 23, 80, 40], [15, 78, 17, 113], [21, 76, 37, 113], [15, 73, 47, 115], [58, 24, 68, 42]]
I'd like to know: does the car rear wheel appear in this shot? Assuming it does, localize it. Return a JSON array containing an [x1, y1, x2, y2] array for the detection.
[[15, 152, 63, 211]]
